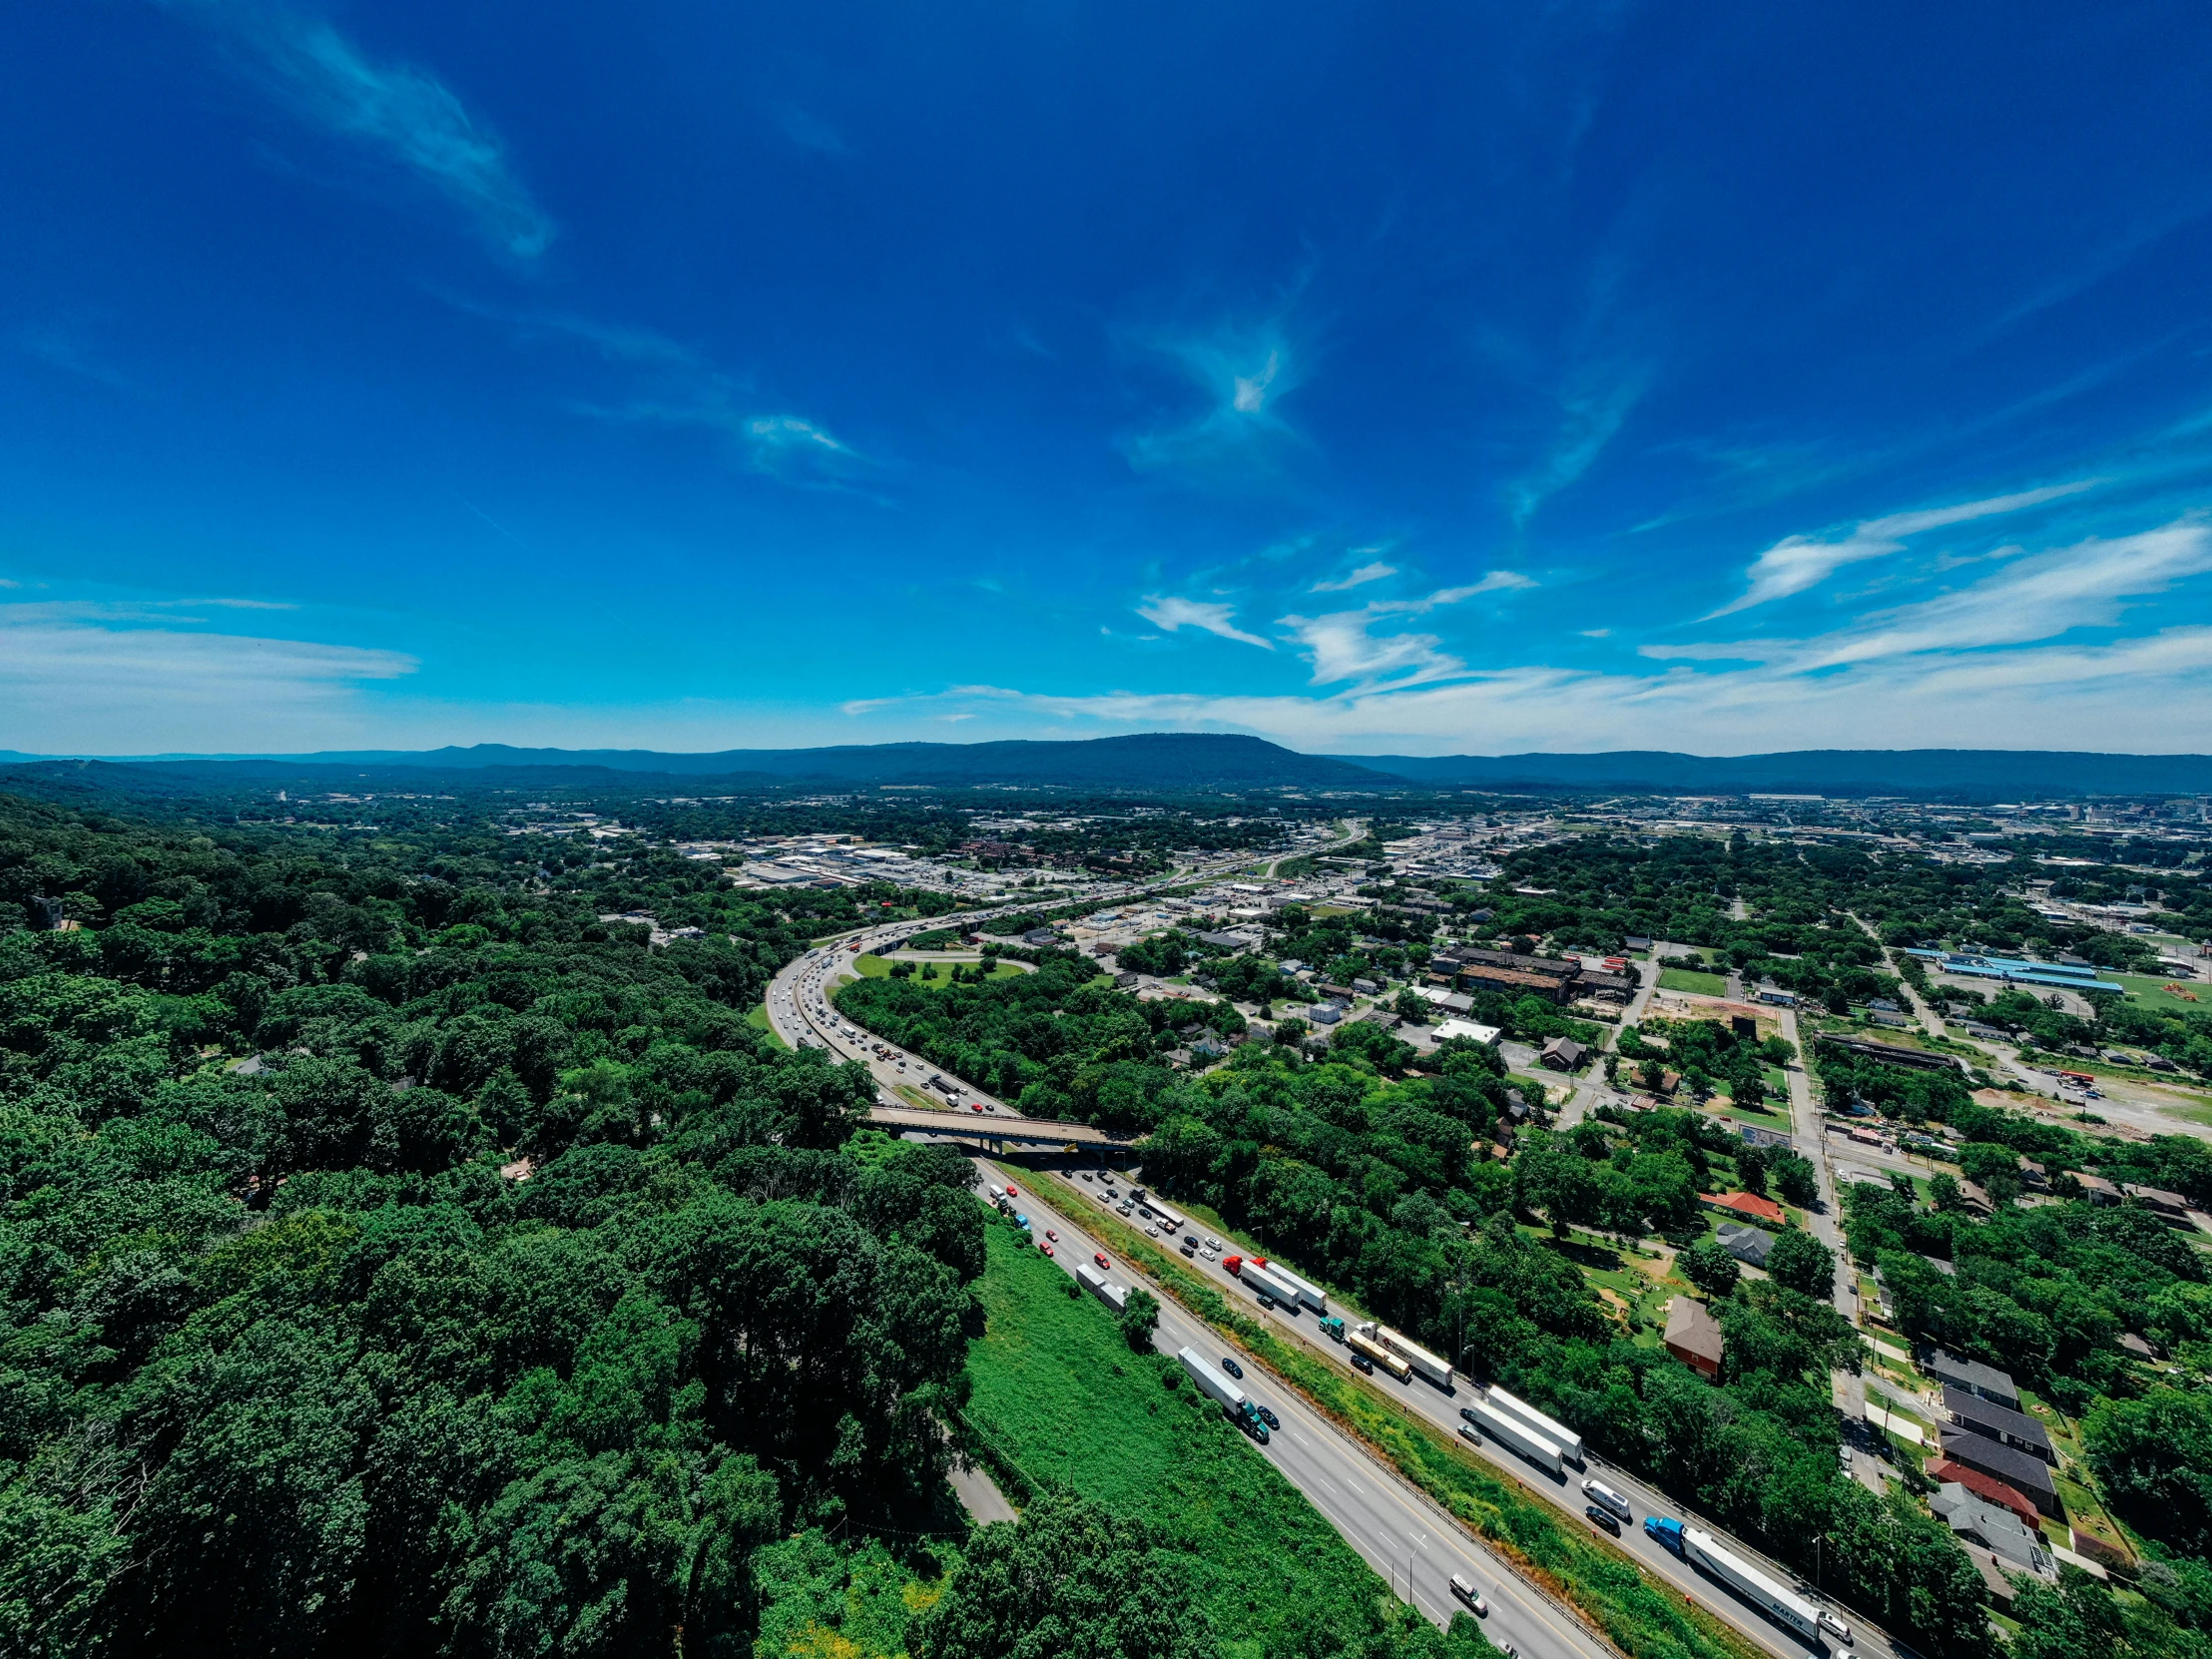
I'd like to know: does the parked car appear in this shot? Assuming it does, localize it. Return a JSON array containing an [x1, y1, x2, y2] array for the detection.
[[1222, 1357, 1244, 1380], [1584, 1504, 1620, 1536]]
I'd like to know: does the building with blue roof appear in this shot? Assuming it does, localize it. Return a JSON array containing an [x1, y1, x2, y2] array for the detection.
[[1907, 950, 2124, 994]]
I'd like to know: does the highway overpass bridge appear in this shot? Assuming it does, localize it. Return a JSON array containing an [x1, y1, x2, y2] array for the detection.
[[866, 1103, 1142, 1153]]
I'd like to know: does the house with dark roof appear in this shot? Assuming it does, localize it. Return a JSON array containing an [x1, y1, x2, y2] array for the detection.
[[1937, 1430, 2059, 1517], [1924, 1350, 2020, 1413], [1539, 1036, 1589, 1071], [1664, 1297, 1725, 1379], [1944, 1387, 2055, 1462], [1715, 1223, 1776, 1268], [1931, 1484, 2053, 1576]]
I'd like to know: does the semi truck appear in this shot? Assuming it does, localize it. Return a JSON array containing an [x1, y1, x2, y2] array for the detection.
[[1358, 1320, 1454, 1389], [1131, 1189, 1187, 1234], [1252, 1258, 1328, 1314], [1644, 1517, 1829, 1644], [1177, 1346, 1268, 1441], [1239, 1261, 1302, 1312], [1346, 1330, 1413, 1382], [1458, 1396, 1564, 1476], [1075, 1262, 1130, 1313], [1486, 1385, 1583, 1464]]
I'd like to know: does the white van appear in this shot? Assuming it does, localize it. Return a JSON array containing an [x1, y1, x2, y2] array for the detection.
[[1580, 1479, 1632, 1521], [1448, 1574, 1487, 1615], [1818, 1610, 1853, 1645]]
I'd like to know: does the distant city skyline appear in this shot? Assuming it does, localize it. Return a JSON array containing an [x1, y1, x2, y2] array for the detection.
[[8, 3, 2212, 755]]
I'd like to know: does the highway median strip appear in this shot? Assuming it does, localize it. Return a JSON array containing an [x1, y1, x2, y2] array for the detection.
[[1040, 1171, 1768, 1659]]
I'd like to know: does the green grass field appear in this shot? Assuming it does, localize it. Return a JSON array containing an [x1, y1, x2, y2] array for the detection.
[[962, 1223, 1464, 1659], [853, 953, 1026, 988], [2109, 971, 2211, 1014], [1657, 967, 1729, 996]]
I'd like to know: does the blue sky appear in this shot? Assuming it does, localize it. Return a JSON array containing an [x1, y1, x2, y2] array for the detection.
[[9, 2, 2212, 757]]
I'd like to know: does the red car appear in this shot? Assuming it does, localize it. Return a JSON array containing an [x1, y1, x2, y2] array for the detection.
[[1005, 1185, 1019, 1198], [1045, 1229, 1058, 1242], [1039, 1243, 1055, 1258], [1093, 1253, 1111, 1270], [970, 1103, 984, 1112]]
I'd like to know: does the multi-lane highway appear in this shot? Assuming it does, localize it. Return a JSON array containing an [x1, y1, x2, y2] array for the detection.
[[1029, 1161, 1883, 1659], [970, 1160, 1611, 1659]]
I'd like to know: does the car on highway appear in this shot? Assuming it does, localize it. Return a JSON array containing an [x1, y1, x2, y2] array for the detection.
[[1221, 1357, 1243, 1379], [1044, 1230, 1057, 1242], [1351, 1353, 1375, 1375], [1080, 1172, 1093, 1181], [1583, 1504, 1621, 1536], [1093, 1253, 1111, 1269], [970, 1103, 984, 1112], [1145, 1225, 1159, 1238], [1448, 1575, 1487, 1615], [1005, 1186, 1018, 1198], [1254, 1405, 1280, 1430], [1039, 1243, 1054, 1258]]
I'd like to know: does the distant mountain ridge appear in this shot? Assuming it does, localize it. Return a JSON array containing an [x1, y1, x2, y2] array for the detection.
[[1336, 749, 2212, 798], [1, 737, 2206, 799]]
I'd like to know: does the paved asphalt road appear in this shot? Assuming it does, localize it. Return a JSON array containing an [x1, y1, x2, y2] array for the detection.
[[969, 1161, 1612, 1659], [1031, 1164, 1881, 1659]]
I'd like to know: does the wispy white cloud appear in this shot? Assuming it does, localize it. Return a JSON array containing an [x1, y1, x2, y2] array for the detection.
[[165, 0, 555, 260], [1275, 576, 1529, 689], [1711, 480, 2098, 617], [1506, 367, 1649, 526], [1121, 319, 1306, 476], [0, 600, 416, 753], [1311, 561, 1396, 593], [1135, 596, 1273, 650]]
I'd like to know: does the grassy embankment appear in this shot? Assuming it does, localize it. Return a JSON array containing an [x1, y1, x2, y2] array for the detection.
[[961, 1223, 1478, 1659], [1048, 1182, 1767, 1659], [746, 1003, 790, 1049], [853, 952, 1027, 985]]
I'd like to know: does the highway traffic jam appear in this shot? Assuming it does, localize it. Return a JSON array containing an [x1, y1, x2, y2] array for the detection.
[[768, 890, 1880, 1659]]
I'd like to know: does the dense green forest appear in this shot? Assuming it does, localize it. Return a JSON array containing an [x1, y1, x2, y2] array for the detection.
[[2, 787, 1416, 1659]]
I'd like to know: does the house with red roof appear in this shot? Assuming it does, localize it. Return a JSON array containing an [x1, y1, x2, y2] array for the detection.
[[1702, 1190, 1787, 1227]]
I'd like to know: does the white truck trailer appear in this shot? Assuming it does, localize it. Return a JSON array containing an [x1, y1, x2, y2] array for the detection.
[[1458, 1396, 1564, 1475], [1486, 1385, 1583, 1464], [1240, 1261, 1301, 1311], [1359, 1320, 1454, 1388], [1179, 1347, 1252, 1422], [1255, 1259, 1328, 1314], [1075, 1262, 1130, 1313], [1646, 1518, 1824, 1643]]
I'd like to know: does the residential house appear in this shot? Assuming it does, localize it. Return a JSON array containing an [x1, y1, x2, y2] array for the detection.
[[1944, 1388, 2055, 1463], [1930, 1484, 2054, 1577], [1716, 1223, 1776, 1268], [1936, 1431, 2060, 1517], [2074, 1172, 2121, 1206], [1663, 1298, 1726, 1379], [1925, 1350, 2022, 1413], [2124, 1183, 2191, 1219], [1539, 1036, 1589, 1071], [1702, 1190, 1788, 1227], [1927, 1459, 2041, 1530]]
